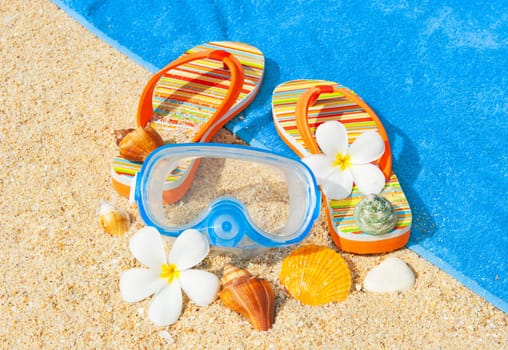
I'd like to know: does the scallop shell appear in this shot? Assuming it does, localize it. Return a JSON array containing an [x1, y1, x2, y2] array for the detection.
[[115, 124, 164, 162], [219, 265, 275, 331], [354, 194, 397, 235], [99, 201, 130, 236], [280, 245, 351, 306]]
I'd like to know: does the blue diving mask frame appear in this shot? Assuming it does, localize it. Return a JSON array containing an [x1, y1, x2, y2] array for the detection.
[[131, 143, 321, 253]]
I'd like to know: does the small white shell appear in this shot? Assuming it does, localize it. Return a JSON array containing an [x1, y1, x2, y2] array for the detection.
[[363, 257, 415, 293], [99, 201, 130, 236]]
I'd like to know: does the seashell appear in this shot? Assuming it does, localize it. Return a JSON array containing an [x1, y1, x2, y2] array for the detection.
[[280, 245, 351, 306], [354, 194, 397, 235], [99, 201, 130, 236], [115, 124, 164, 162], [219, 265, 275, 331], [363, 257, 415, 293], [113, 128, 135, 146]]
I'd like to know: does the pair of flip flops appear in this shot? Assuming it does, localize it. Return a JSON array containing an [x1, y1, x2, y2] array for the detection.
[[111, 41, 411, 255]]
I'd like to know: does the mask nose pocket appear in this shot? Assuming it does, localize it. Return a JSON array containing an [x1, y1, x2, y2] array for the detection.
[[206, 198, 250, 247]]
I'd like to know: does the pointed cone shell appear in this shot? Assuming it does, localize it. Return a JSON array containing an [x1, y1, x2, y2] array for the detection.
[[99, 201, 130, 236], [219, 265, 275, 331], [280, 245, 351, 306], [116, 124, 164, 162]]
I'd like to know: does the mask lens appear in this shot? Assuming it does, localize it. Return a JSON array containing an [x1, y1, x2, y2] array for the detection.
[[160, 157, 291, 235]]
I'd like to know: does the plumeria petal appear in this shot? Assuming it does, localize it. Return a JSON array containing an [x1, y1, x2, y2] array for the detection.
[[302, 154, 336, 182], [129, 226, 167, 270], [119, 268, 166, 303], [148, 281, 183, 327], [348, 131, 385, 164], [168, 229, 209, 270], [179, 269, 220, 306], [350, 163, 386, 195], [315, 121, 348, 157], [320, 168, 354, 199]]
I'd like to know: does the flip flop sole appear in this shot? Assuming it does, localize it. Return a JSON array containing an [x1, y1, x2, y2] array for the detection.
[[272, 79, 411, 254]]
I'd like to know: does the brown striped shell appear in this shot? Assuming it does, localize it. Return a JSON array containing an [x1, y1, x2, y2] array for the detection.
[[115, 124, 164, 162], [280, 245, 351, 306], [219, 265, 275, 331]]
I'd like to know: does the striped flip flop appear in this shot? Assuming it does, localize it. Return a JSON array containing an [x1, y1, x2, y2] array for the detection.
[[272, 80, 411, 254], [111, 42, 264, 203]]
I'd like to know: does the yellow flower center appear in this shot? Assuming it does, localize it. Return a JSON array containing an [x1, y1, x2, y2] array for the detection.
[[160, 263, 180, 284], [333, 153, 351, 171]]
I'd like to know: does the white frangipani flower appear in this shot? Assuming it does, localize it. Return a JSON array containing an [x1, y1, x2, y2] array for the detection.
[[303, 121, 386, 200], [120, 227, 220, 326]]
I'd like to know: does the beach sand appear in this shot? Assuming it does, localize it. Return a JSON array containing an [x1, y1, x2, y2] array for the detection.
[[0, 1, 506, 348]]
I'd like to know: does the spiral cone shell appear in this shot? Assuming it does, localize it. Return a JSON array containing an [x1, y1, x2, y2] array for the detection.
[[219, 265, 275, 331], [116, 124, 164, 162], [99, 201, 130, 236]]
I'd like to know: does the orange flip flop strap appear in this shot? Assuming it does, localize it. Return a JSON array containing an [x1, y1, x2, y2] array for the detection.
[[136, 50, 245, 141], [295, 85, 392, 178]]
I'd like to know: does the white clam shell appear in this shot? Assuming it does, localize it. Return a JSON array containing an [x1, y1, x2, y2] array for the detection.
[[363, 257, 415, 293]]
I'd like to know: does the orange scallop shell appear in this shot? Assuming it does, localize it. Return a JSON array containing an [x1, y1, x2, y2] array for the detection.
[[219, 265, 275, 331], [280, 245, 351, 306]]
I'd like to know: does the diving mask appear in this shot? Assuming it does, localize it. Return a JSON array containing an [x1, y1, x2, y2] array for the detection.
[[131, 144, 321, 252]]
